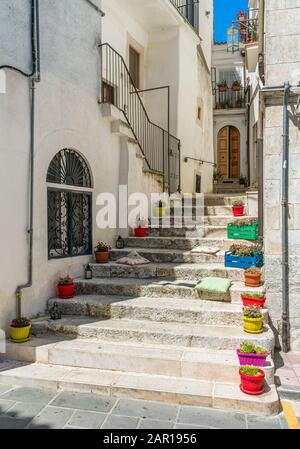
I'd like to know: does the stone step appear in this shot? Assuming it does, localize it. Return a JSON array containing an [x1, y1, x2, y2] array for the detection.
[[0, 362, 279, 415], [205, 205, 235, 216], [5, 338, 275, 384], [123, 237, 253, 251], [47, 296, 266, 327], [204, 215, 257, 226], [74, 278, 266, 303], [204, 226, 227, 238], [91, 262, 244, 282], [30, 316, 274, 353], [109, 248, 224, 264], [204, 194, 247, 206]]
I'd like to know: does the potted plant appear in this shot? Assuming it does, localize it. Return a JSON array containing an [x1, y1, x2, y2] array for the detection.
[[244, 267, 262, 287], [227, 218, 258, 241], [243, 305, 264, 334], [232, 80, 241, 92], [10, 317, 31, 343], [237, 342, 268, 367], [232, 201, 245, 217], [213, 169, 223, 184], [95, 241, 111, 264], [239, 175, 247, 186], [218, 80, 228, 92], [155, 200, 166, 218], [134, 217, 148, 238], [225, 242, 264, 269], [57, 275, 75, 299], [241, 292, 266, 308], [239, 365, 265, 395], [237, 11, 246, 22]]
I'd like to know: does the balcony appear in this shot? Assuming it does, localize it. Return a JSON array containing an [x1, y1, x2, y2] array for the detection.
[[169, 0, 200, 33], [214, 86, 247, 111]]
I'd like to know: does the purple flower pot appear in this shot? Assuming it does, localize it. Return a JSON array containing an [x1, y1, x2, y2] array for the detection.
[[236, 350, 268, 367]]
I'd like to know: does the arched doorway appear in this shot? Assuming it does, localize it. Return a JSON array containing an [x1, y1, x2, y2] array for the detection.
[[217, 126, 240, 179]]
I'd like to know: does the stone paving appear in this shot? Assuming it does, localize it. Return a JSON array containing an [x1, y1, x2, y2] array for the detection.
[[0, 383, 293, 429]]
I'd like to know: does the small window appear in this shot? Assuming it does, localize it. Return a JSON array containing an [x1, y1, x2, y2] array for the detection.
[[102, 81, 115, 104], [47, 149, 93, 260], [197, 107, 202, 121], [129, 46, 140, 89], [196, 175, 201, 193]]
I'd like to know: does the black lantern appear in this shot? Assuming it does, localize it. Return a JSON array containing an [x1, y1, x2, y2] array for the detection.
[[50, 302, 62, 321], [116, 236, 125, 249], [85, 263, 93, 280]]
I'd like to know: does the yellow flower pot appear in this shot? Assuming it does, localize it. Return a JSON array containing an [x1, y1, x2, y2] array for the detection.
[[243, 316, 264, 334], [155, 207, 166, 218], [10, 325, 31, 343]]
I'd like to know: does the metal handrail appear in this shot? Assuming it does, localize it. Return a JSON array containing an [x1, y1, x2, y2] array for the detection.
[[99, 43, 181, 192], [214, 86, 247, 109], [169, 0, 200, 33]]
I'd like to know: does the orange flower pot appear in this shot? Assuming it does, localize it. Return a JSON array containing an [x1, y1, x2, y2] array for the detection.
[[245, 273, 262, 287], [95, 251, 109, 264]]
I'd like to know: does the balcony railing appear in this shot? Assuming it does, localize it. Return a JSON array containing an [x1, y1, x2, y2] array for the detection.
[[214, 87, 247, 110], [169, 0, 200, 33]]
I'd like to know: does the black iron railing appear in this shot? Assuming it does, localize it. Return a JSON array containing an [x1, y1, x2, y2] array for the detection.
[[99, 43, 181, 193], [214, 87, 246, 109], [169, 0, 200, 33]]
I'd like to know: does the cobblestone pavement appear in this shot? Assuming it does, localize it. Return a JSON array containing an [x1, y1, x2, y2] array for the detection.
[[0, 383, 296, 429]]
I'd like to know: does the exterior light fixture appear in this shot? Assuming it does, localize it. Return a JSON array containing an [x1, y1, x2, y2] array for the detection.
[[227, 23, 239, 53]]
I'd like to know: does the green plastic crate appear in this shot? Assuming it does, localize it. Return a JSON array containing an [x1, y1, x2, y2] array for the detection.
[[227, 223, 258, 241]]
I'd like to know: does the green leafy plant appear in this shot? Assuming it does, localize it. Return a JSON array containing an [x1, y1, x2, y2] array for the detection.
[[239, 342, 267, 354], [232, 80, 242, 88], [256, 346, 267, 354], [57, 276, 74, 286], [11, 317, 31, 328], [218, 80, 228, 88], [240, 365, 261, 377], [229, 243, 263, 257], [239, 342, 256, 354], [95, 242, 112, 253], [243, 305, 263, 319], [233, 201, 245, 206], [239, 175, 247, 185], [242, 293, 264, 299], [230, 218, 258, 227]]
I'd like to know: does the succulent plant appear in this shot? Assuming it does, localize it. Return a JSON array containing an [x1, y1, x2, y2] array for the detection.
[[240, 365, 261, 376], [245, 267, 261, 275], [242, 293, 265, 299], [233, 201, 245, 206], [57, 276, 74, 286], [255, 346, 267, 355], [11, 317, 31, 328], [95, 242, 112, 252], [229, 243, 263, 257], [239, 342, 256, 354], [230, 218, 258, 227], [243, 305, 263, 319]]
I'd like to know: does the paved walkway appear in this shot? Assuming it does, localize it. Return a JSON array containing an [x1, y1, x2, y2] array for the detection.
[[0, 383, 295, 429]]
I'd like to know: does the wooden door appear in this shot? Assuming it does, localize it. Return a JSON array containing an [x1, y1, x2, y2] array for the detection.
[[217, 127, 229, 178], [230, 127, 240, 179]]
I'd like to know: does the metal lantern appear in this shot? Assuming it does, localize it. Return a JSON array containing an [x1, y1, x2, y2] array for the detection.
[[116, 236, 125, 249], [50, 302, 62, 321], [84, 263, 93, 280], [227, 24, 239, 53]]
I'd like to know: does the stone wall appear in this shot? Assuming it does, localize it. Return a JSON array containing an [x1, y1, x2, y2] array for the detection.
[[263, 0, 300, 349]]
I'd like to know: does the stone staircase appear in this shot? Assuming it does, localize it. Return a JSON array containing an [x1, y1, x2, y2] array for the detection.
[[2, 194, 279, 416]]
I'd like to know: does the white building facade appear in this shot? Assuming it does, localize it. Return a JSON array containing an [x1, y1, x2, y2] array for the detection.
[[0, 0, 214, 331]]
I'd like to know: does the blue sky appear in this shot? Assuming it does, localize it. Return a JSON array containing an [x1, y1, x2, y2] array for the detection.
[[214, 0, 249, 42]]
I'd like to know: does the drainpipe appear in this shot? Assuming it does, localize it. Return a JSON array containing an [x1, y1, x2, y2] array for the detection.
[[282, 81, 290, 353], [0, 1, 40, 318], [258, 0, 265, 84]]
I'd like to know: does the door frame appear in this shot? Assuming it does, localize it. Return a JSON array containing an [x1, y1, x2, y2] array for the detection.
[[217, 125, 241, 180]]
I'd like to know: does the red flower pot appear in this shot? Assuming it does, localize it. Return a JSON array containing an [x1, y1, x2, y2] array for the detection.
[[241, 295, 266, 308], [57, 284, 75, 299], [134, 227, 147, 238], [95, 251, 109, 264], [219, 86, 228, 92], [232, 206, 245, 217], [232, 85, 241, 91], [239, 368, 265, 395]]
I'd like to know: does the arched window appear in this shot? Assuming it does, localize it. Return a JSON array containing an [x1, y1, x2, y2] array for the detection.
[[47, 149, 93, 260]]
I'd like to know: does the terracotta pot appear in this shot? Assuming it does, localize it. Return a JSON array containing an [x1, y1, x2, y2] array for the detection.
[[241, 295, 266, 308], [134, 227, 147, 238], [95, 251, 109, 264], [239, 368, 265, 395], [244, 272, 261, 287], [232, 205, 245, 217], [57, 284, 75, 299], [232, 85, 241, 91], [219, 86, 228, 92]]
